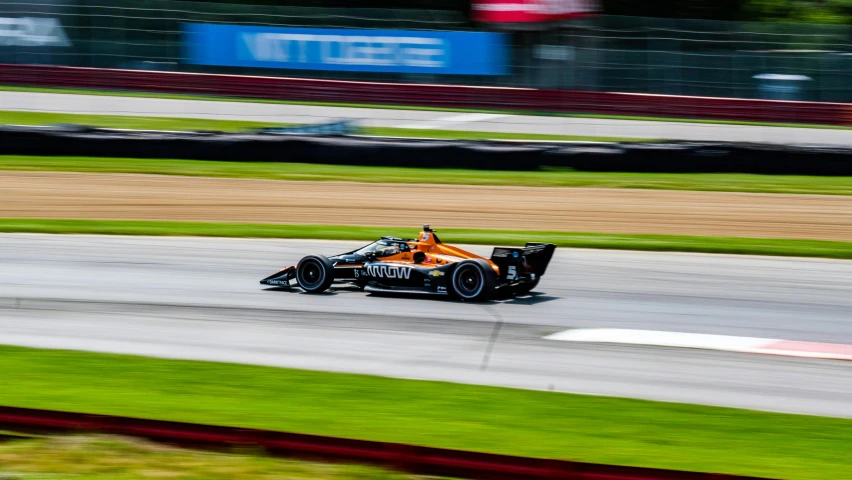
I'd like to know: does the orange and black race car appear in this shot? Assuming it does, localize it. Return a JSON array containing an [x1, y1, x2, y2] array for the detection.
[[260, 225, 555, 301]]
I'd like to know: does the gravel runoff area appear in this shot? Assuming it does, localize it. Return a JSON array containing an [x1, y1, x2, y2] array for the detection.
[[2, 171, 851, 241]]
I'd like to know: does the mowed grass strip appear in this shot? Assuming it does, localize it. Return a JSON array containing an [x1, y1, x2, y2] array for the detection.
[[0, 110, 649, 142], [0, 435, 417, 480], [1, 346, 851, 480], [2, 156, 852, 195], [0, 110, 289, 133], [4, 84, 852, 130], [2, 219, 852, 260]]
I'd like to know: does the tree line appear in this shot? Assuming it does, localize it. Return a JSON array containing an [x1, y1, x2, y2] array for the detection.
[[170, 0, 852, 23]]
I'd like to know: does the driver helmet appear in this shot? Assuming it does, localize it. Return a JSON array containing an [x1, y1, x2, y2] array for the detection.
[[376, 242, 401, 256]]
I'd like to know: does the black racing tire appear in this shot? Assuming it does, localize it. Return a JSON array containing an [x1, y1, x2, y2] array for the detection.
[[295, 255, 334, 293], [449, 259, 496, 302], [512, 276, 540, 296]]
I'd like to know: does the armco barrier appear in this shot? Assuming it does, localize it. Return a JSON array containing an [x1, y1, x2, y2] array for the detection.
[[0, 64, 850, 126], [2, 125, 852, 175], [0, 406, 771, 480]]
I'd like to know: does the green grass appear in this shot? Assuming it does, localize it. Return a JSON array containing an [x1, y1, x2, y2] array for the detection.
[[0, 110, 651, 142], [368, 126, 649, 142], [2, 155, 852, 195], [4, 84, 850, 130], [0, 110, 291, 132], [2, 219, 851, 259], [0, 435, 418, 480], [1, 345, 851, 479]]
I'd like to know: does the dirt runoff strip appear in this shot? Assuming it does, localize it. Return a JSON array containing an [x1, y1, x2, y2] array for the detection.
[[2, 171, 851, 241]]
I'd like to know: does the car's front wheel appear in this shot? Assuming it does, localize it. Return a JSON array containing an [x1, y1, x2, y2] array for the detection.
[[449, 259, 496, 301], [295, 255, 334, 293]]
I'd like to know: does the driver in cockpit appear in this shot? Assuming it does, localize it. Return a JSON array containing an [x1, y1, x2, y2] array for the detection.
[[375, 243, 401, 257]]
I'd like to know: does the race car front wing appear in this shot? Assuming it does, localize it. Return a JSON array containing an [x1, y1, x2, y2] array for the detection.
[[260, 266, 295, 287]]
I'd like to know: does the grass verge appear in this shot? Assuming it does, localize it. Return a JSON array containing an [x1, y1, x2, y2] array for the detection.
[[3, 156, 852, 195], [3, 84, 851, 130], [0, 435, 416, 480], [0, 110, 651, 142], [1, 345, 851, 480], [2, 219, 851, 260]]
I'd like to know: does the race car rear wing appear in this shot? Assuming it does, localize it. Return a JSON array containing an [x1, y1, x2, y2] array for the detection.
[[490, 242, 556, 280]]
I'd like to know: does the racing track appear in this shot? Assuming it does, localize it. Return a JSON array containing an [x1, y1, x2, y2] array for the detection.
[[4, 91, 852, 145], [2, 234, 852, 417]]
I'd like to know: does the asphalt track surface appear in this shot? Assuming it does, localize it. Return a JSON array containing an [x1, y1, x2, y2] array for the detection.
[[4, 91, 852, 145], [2, 234, 851, 418]]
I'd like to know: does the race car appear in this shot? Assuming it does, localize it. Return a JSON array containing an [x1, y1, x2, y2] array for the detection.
[[260, 225, 555, 301]]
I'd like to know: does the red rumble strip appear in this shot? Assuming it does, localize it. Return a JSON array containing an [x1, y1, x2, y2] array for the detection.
[[0, 406, 773, 480], [758, 340, 852, 360], [548, 329, 852, 362]]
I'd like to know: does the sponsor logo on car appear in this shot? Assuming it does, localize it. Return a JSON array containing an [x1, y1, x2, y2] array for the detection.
[[365, 264, 412, 279], [428, 270, 445, 277]]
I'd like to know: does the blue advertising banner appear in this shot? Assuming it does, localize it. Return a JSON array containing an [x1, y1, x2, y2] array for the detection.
[[183, 23, 509, 75]]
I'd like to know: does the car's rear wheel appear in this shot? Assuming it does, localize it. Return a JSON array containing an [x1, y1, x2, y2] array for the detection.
[[295, 255, 334, 293], [449, 259, 496, 301]]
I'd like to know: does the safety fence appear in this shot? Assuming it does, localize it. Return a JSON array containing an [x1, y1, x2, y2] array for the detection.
[[3, 125, 851, 175], [1, 64, 850, 126], [0, 405, 771, 480], [1, 0, 850, 101]]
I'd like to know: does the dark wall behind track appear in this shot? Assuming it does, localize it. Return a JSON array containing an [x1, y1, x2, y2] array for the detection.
[[2, 126, 851, 175]]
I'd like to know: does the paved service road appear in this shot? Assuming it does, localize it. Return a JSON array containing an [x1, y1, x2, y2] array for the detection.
[[2, 234, 851, 417], [3, 91, 851, 145]]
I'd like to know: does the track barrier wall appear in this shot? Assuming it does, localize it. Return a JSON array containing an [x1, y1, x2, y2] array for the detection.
[[0, 64, 850, 126], [2, 125, 851, 175], [0, 405, 772, 480], [1, 0, 850, 101]]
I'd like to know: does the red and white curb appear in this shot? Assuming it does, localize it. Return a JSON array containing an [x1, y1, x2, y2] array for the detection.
[[545, 328, 852, 361]]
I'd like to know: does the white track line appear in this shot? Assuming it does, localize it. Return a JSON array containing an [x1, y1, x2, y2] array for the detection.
[[546, 328, 852, 361], [399, 113, 507, 129]]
